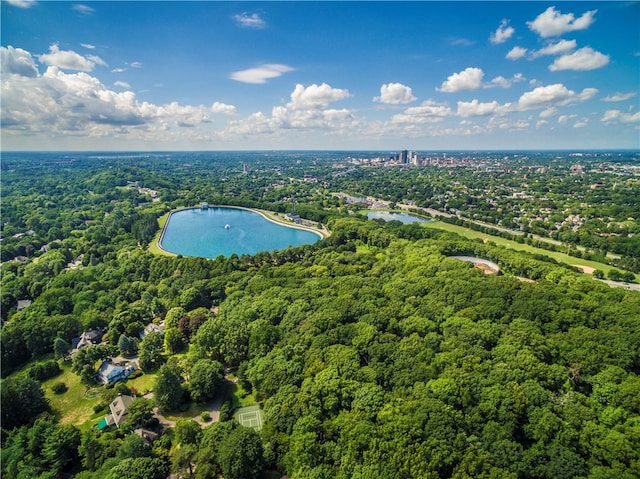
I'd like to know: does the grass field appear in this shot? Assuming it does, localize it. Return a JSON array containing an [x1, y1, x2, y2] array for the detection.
[[147, 212, 174, 256], [126, 370, 157, 395], [225, 374, 258, 409], [425, 220, 639, 282], [42, 363, 101, 429]]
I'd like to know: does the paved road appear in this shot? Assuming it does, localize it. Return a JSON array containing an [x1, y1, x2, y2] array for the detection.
[[597, 279, 640, 292]]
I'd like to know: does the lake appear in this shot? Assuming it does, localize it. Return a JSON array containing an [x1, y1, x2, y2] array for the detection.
[[367, 211, 431, 224], [159, 207, 322, 258]]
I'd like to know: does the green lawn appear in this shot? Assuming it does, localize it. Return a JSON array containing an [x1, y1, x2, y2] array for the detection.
[[42, 363, 101, 428], [227, 380, 258, 409], [147, 212, 175, 256], [126, 370, 157, 395], [425, 220, 639, 282]]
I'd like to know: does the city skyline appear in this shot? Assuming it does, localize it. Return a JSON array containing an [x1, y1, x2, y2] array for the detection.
[[1, 1, 639, 151]]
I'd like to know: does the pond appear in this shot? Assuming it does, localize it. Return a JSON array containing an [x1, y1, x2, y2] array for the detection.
[[366, 211, 432, 224], [159, 207, 322, 258]]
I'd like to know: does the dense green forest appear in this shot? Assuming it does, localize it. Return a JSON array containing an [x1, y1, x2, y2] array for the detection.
[[1, 152, 639, 479]]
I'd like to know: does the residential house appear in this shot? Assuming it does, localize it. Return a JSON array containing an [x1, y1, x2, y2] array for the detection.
[[96, 360, 137, 385], [139, 321, 165, 339], [71, 329, 105, 352], [97, 394, 134, 430]]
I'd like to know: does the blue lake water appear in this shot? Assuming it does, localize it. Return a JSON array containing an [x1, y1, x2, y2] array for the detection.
[[160, 207, 321, 258], [367, 211, 431, 224]]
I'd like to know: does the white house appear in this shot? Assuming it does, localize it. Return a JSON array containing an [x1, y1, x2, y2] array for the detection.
[[96, 360, 137, 385]]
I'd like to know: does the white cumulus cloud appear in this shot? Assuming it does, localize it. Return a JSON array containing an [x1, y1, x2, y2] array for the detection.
[[211, 102, 236, 114], [373, 83, 417, 104], [288, 83, 350, 109], [548, 47, 610, 71], [531, 39, 577, 58], [518, 83, 598, 111], [391, 100, 452, 123], [539, 107, 558, 118], [81, 43, 96, 50], [558, 114, 577, 124], [457, 99, 505, 117], [233, 12, 267, 29], [602, 92, 637, 102], [490, 19, 515, 44], [1, 49, 236, 139], [506, 47, 528, 61], [1, 46, 39, 77], [230, 64, 294, 84], [527, 6, 597, 38], [486, 73, 525, 89], [114, 81, 130, 89], [601, 110, 640, 124], [38, 44, 106, 72], [437, 67, 484, 92]]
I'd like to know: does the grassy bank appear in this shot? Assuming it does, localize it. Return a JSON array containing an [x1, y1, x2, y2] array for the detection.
[[147, 212, 174, 256], [425, 220, 639, 282]]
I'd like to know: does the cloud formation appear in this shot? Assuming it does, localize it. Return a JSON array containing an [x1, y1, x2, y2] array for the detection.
[[438, 67, 484, 92], [288, 83, 350, 109], [6, 0, 36, 8], [518, 83, 597, 110], [490, 19, 514, 44], [233, 12, 267, 29], [223, 83, 357, 139], [230, 64, 294, 84], [527, 7, 597, 38], [392, 100, 452, 123], [1, 46, 236, 138], [457, 99, 504, 117], [506, 47, 527, 61], [1, 46, 38, 77], [602, 92, 637, 102], [374, 83, 417, 104], [211, 102, 236, 114], [548, 47, 609, 71], [601, 110, 640, 124], [72, 4, 95, 15], [531, 39, 577, 58], [37, 44, 106, 72], [486, 73, 525, 89]]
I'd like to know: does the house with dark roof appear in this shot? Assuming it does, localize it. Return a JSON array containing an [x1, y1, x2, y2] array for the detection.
[[71, 329, 105, 352]]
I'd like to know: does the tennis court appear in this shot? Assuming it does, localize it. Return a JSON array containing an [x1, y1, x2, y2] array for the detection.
[[234, 405, 263, 431]]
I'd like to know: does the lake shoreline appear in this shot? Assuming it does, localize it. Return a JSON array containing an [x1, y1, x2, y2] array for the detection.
[[154, 205, 329, 258]]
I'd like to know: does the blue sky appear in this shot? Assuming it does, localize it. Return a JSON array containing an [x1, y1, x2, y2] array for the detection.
[[2, 1, 639, 151]]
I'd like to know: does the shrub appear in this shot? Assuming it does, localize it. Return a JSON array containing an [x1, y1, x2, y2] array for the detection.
[[26, 360, 61, 382], [201, 412, 212, 422], [51, 382, 67, 394], [219, 401, 232, 422]]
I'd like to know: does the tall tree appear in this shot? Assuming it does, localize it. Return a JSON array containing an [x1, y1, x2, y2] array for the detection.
[[139, 331, 165, 371], [1, 376, 49, 430], [189, 359, 224, 404], [217, 426, 265, 479], [154, 362, 185, 412]]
